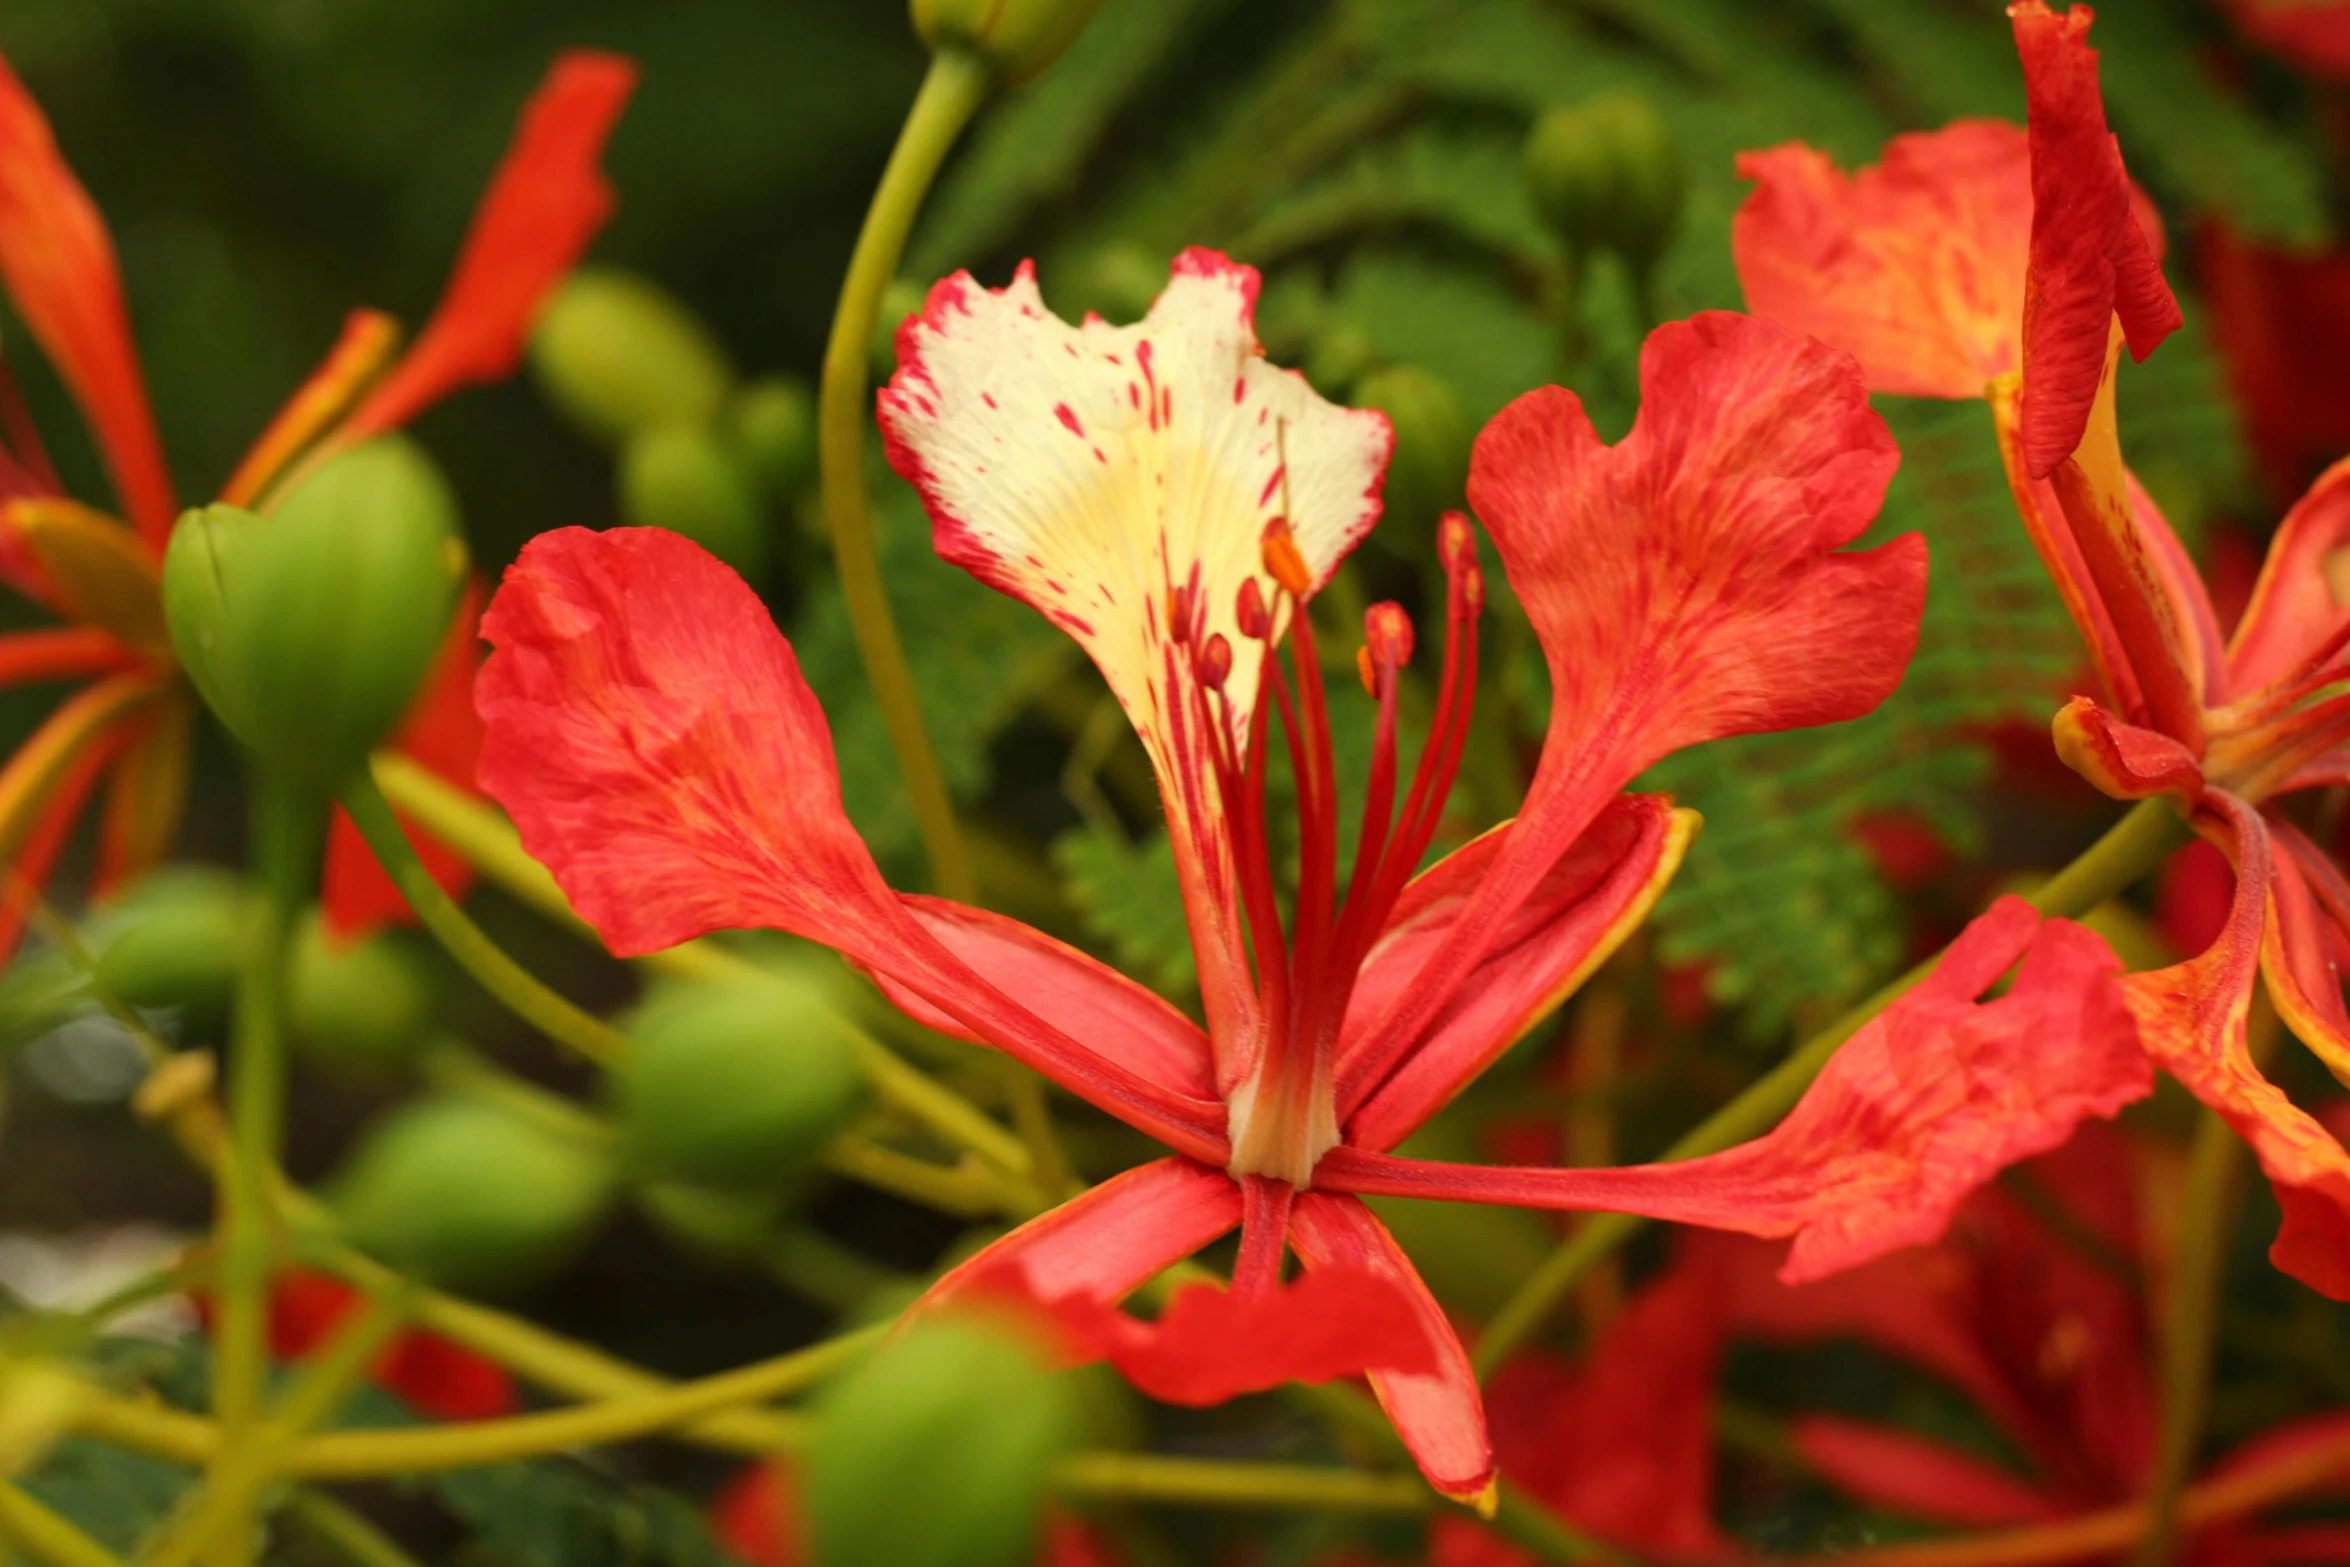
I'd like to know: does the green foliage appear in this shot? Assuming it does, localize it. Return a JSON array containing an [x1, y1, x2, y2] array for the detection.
[[1050, 823, 1198, 997], [428, 1462, 734, 1567], [19, 1437, 193, 1553]]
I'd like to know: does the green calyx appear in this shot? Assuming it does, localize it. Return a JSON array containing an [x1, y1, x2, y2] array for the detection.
[[908, 0, 1101, 86], [162, 436, 467, 784]]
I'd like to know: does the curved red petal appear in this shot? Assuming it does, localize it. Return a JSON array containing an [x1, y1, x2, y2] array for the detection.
[[323, 579, 486, 940], [1734, 122, 2032, 399], [2226, 458, 2350, 699], [1338, 795, 1692, 1147], [907, 1157, 1240, 1321], [2010, 1, 2184, 478], [2262, 818, 2350, 1088], [1287, 1192, 1493, 1506], [2052, 694, 2205, 801], [342, 52, 636, 439], [2223, 0, 2350, 80], [0, 55, 175, 541], [1791, 1415, 2058, 1526], [475, 525, 1227, 1154], [1321, 898, 2152, 1283], [2127, 793, 2350, 1298]]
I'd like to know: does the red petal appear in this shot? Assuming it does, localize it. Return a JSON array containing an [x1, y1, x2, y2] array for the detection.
[[1287, 1192, 1493, 1506], [1734, 121, 2032, 398], [341, 52, 635, 440], [2157, 833, 2236, 959], [1478, 1249, 1729, 1556], [1348, 312, 1922, 1103], [0, 627, 135, 689], [906, 1157, 1240, 1321], [1791, 1415, 2058, 1526], [322, 579, 485, 940], [374, 1330, 520, 1422], [1337, 795, 1692, 1147], [2262, 818, 2350, 1086], [2223, 0, 2350, 80], [2127, 792, 2350, 1298], [0, 702, 132, 965], [1320, 898, 2152, 1283], [1042, 1263, 1439, 1407], [711, 1462, 801, 1567], [2052, 694, 2206, 801], [2010, 1, 2184, 478], [0, 54, 175, 542], [475, 526, 1228, 1156], [2226, 459, 2350, 698], [878, 896, 1216, 1100]]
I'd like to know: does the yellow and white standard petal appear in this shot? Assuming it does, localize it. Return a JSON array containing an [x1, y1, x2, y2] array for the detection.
[[879, 247, 1391, 1086]]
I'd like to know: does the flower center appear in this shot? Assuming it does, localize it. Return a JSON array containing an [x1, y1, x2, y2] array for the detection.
[[1179, 513, 1483, 1187]]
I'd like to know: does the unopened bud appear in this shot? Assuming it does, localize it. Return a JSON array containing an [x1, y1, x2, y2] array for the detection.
[[162, 437, 467, 783], [910, 0, 1102, 86], [93, 869, 256, 1014], [727, 376, 817, 501], [1524, 91, 1686, 270], [289, 912, 439, 1070], [1261, 519, 1313, 599], [530, 268, 733, 445], [620, 423, 768, 581]]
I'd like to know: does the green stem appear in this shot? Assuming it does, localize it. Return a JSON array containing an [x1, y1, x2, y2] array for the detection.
[[1050, 1454, 1425, 1512], [211, 768, 321, 1563], [2136, 1000, 2263, 1567], [818, 46, 990, 904], [282, 1492, 426, 1567], [0, 1483, 128, 1567], [338, 773, 627, 1065], [369, 753, 1033, 1178], [1474, 797, 2190, 1377]]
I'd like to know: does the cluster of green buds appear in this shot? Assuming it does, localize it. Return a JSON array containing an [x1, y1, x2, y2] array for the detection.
[[162, 438, 468, 788], [530, 267, 816, 581]]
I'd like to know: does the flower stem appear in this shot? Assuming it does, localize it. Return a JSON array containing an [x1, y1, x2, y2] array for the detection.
[[1474, 795, 2190, 1377], [368, 752, 1034, 1179], [0, 1481, 130, 1567], [210, 766, 322, 1564], [2135, 995, 2266, 1567], [338, 772, 626, 1065], [817, 45, 990, 905]]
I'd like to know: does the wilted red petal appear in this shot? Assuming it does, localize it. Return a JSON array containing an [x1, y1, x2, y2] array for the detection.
[[1338, 795, 1693, 1147], [2010, 1, 2184, 478], [1346, 312, 1922, 1106], [1043, 1263, 1439, 1407], [879, 250, 1391, 1090], [322, 579, 485, 940], [0, 55, 175, 542], [341, 52, 635, 440], [1320, 898, 2152, 1283], [907, 1158, 1242, 1324], [1287, 1192, 1493, 1507], [2225, 459, 2350, 698], [1792, 1415, 2059, 1526], [876, 896, 1216, 1099], [1734, 122, 2032, 398], [475, 526, 1228, 1156], [2126, 792, 2350, 1298]]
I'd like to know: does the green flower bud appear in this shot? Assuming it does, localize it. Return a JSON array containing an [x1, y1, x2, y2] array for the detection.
[[910, 0, 1102, 85], [619, 424, 768, 581], [807, 1313, 1078, 1567], [162, 437, 468, 783], [91, 869, 256, 1015], [614, 973, 867, 1191], [329, 1095, 615, 1295], [529, 268, 734, 445], [727, 376, 817, 502], [1352, 365, 1469, 533], [635, 1179, 784, 1265], [1524, 91, 1686, 269], [1305, 323, 1377, 399], [288, 912, 438, 1069], [1061, 242, 1164, 325]]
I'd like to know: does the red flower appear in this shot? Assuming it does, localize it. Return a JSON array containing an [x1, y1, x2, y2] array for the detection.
[[2224, 0, 2350, 78], [474, 252, 1935, 1504], [0, 49, 631, 953], [2199, 223, 2350, 504], [198, 1267, 517, 1423]]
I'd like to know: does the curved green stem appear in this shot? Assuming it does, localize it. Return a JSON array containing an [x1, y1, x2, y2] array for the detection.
[[1474, 796, 2190, 1377], [0, 1481, 129, 1567], [338, 773, 627, 1065], [211, 768, 322, 1563], [818, 46, 990, 904]]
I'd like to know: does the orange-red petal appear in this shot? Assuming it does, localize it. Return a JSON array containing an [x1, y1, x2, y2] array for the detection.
[[341, 52, 635, 440]]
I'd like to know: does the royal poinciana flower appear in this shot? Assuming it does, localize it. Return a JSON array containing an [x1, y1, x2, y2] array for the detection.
[[466, 242, 2169, 1502], [1734, 1, 2350, 1301], [0, 49, 631, 952]]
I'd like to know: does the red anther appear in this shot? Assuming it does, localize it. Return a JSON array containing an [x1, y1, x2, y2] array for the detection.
[[1461, 560, 1486, 619], [1356, 644, 1378, 696], [1261, 518, 1313, 598], [1364, 601, 1414, 671], [1235, 578, 1271, 641], [1167, 584, 1195, 646], [1438, 510, 1479, 576], [1196, 632, 1234, 692]]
